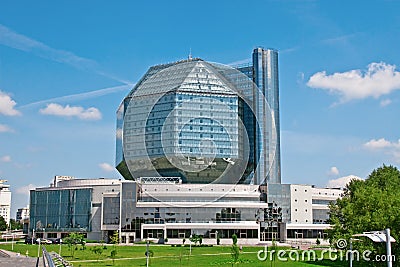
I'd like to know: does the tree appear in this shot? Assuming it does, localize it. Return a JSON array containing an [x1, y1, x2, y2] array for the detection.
[[327, 165, 400, 264], [110, 249, 117, 265], [110, 231, 119, 265], [189, 234, 202, 246], [9, 219, 22, 230], [91, 246, 103, 261], [110, 230, 119, 245], [64, 232, 85, 258], [0, 216, 7, 231], [230, 234, 240, 266]]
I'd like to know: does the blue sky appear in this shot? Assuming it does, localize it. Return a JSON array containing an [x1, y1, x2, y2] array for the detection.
[[1, 1, 400, 217]]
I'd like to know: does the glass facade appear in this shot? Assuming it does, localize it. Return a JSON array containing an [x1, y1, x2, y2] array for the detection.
[[103, 196, 120, 225], [30, 188, 92, 232], [116, 59, 257, 184], [119, 181, 264, 239], [237, 48, 281, 184]]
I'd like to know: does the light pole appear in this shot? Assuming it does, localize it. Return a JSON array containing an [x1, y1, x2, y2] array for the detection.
[[146, 239, 149, 267], [349, 238, 353, 267], [189, 235, 192, 256], [37, 238, 41, 258], [385, 229, 392, 267], [11, 229, 14, 251], [352, 229, 395, 267]]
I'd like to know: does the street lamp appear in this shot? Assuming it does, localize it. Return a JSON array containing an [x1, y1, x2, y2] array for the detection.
[[215, 231, 219, 245], [189, 235, 192, 255], [37, 238, 41, 258], [352, 228, 395, 267], [32, 229, 35, 245], [11, 229, 14, 251], [145, 238, 150, 266]]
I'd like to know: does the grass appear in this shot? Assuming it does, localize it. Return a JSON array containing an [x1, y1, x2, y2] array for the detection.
[[0, 242, 364, 267]]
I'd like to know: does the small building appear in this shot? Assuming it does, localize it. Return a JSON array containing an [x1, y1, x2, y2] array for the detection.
[[29, 176, 342, 244], [0, 180, 11, 226]]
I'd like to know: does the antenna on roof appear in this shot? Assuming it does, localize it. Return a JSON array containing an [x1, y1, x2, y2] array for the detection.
[[188, 48, 192, 61]]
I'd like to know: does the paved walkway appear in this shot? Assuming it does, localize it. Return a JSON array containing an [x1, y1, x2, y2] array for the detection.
[[0, 249, 41, 267]]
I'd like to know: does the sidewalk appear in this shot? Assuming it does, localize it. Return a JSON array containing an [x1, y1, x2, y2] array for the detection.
[[0, 249, 41, 267]]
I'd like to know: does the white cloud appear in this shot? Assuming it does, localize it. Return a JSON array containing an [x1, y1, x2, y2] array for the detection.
[[307, 62, 400, 103], [327, 175, 363, 189], [21, 85, 132, 109], [321, 33, 358, 45], [363, 138, 400, 162], [0, 124, 14, 133], [99, 162, 114, 172], [0, 24, 132, 84], [0, 155, 11, 162], [39, 103, 102, 120], [0, 91, 21, 116], [16, 184, 37, 195], [328, 166, 339, 176], [380, 99, 392, 107], [364, 138, 393, 150]]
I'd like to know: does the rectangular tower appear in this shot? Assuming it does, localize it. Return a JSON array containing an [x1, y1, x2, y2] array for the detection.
[[0, 180, 11, 225], [236, 47, 281, 184]]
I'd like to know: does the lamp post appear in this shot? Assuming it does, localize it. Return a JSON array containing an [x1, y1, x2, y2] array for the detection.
[[37, 238, 41, 258], [59, 238, 62, 256], [11, 229, 14, 251], [215, 231, 218, 245], [385, 229, 392, 267], [189, 235, 193, 255], [352, 229, 395, 267], [146, 239, 149, 267], [349, 238, 353, 267]]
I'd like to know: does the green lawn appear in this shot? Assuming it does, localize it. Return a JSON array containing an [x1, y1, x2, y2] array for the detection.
[[0, 243, 364, 267]]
